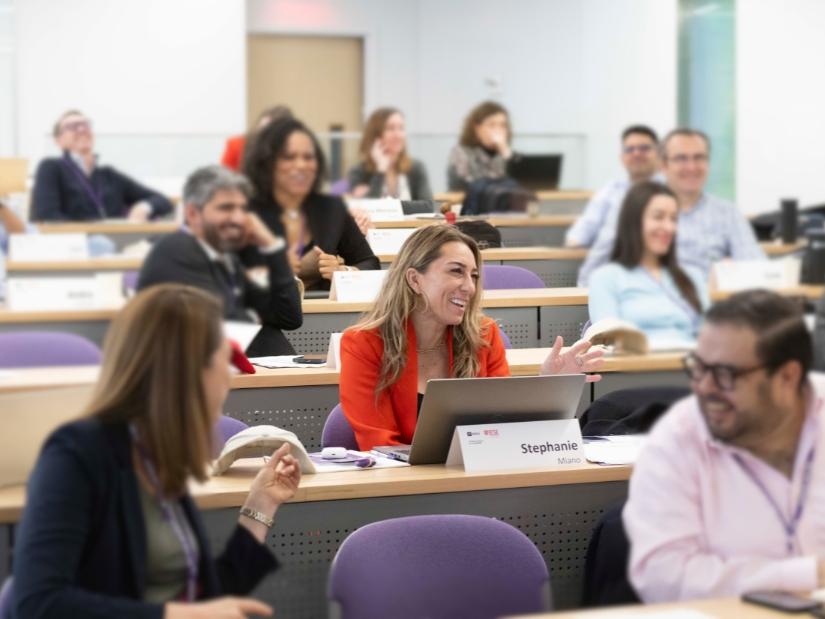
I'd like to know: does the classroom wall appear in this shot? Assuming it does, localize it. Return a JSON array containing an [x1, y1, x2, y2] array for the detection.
[[737, 0, 825, 215], [247, 0, 678, 191], [14, 0, 246, 170], [12, 0, 679, 192]]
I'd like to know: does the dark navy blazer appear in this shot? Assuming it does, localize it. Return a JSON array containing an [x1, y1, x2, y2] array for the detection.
[[12, 419, 278, 619], [30, 153, 173, 222]]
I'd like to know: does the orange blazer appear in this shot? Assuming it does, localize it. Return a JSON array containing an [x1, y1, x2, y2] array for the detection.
[[339, 317, 510, 450], [221, 135, 246, 171]]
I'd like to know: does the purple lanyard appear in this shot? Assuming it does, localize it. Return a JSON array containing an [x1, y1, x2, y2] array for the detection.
[[640, 268, 701, 331], [292, 217, 306, 258], [60, 156, 107, 219], [129, 425, 200, 601], [733, 445, 816, 555]]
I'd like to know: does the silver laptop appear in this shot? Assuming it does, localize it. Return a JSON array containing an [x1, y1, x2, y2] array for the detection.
[[375, 374, 586, 465]]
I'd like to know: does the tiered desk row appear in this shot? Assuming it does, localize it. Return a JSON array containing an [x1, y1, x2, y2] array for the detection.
[[1, 197, 816, 616]]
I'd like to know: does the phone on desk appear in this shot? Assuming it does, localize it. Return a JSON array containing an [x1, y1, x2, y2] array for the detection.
[[742, 591, 822, 613], [292, 355, 326, 365]]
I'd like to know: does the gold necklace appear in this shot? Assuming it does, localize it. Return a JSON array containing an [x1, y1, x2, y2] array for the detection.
[[416, 343, 445, 353]]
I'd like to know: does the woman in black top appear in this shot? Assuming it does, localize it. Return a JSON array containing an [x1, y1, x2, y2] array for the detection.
[[13, 284, 300, 618], [243, 117, 380, 291]]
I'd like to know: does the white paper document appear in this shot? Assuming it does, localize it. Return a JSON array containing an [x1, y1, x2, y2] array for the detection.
[[307, 450, 409, 473], [250, 356, 327, 369], [583, 435, 646, 465]]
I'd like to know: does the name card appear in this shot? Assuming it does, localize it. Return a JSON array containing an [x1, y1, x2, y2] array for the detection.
[[9, 233, 89, 262], [712, 258, 800, 291], [346, 198, 404, 221], [445, 419, 584, 472], [6, 275, 124, 311], [329, 269, 388, 302], [326, 332, 343, 369], [367, 228, 416, 255]]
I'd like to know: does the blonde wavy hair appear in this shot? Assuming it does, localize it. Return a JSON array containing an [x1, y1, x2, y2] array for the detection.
[[354, 225, 488, 393]]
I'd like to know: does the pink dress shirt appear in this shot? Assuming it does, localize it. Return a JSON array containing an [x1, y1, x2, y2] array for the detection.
[[624, 373, 825, 602]]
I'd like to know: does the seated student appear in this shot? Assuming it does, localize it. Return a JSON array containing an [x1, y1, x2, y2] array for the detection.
[[578, 128, 764, 286], [0, 198, 26, 301], [13, 284, 301, 617], [30, 110, 173, 222], [566, 125, 661, 248], [624, 290, 825, 601], [242, 117, 380, 292], [588, 181, 708, 348], [138, 165, 302, 356], [447, 101, 516, 191], [339, 224, 604, 450], [220, 105, 293, 172], [347, 107, 432, 200]]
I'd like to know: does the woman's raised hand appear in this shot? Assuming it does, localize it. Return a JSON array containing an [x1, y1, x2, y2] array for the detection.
[[540, 336, 604, 383]]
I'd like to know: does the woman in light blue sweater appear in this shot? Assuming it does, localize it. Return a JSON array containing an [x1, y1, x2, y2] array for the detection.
[[588, 181, 708, 348]]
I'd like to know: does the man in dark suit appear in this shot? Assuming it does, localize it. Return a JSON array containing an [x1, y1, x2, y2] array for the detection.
[[30, 110, 174, 222], [138, 165, 302, 356]]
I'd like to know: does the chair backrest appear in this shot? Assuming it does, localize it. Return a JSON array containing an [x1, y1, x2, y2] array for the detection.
[[0, 576, 12, 619], [328, 514, 551, 619], [123, 270, 140, 295], [0, 158, 27, 194], [0, 332, 102, 368], [321, 403, 358, 450], [330, 178, 350, 196], [482, 264, 544, 289], [213, 415, 249, 456]]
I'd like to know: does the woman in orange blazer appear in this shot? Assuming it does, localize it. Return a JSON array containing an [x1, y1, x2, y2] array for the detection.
[[340, 225, 604, 450], [220, 105, 293, 172]]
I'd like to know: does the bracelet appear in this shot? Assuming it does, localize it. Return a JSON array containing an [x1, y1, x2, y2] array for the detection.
[[239, 506, 274, 528]]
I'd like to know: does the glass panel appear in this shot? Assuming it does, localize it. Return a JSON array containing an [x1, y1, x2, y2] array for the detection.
[[678, 0, 736, 200]]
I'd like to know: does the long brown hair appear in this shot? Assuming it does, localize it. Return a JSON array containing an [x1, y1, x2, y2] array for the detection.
[[459, 101, 511, 148], [353, 225, 487, 393], [87, 284, 224, 495], [359, 107, 412, 174], [610, 181, 702, 313]]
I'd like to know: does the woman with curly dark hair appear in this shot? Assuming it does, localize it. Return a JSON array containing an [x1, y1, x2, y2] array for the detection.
[[242, 117, 380, 291]]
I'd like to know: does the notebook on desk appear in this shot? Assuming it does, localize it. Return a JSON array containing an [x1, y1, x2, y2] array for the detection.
[[374, 374, 586, 465]]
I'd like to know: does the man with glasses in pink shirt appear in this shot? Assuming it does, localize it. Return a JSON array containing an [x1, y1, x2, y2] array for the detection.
[[624, 289, 825, 601]]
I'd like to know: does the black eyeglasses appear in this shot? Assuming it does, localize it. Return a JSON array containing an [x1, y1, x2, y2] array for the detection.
[[682, 352, 766, 391]]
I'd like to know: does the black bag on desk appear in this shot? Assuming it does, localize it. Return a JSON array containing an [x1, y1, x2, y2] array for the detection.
[[453, 220, 502, 249], [461, 177, 535, 216]]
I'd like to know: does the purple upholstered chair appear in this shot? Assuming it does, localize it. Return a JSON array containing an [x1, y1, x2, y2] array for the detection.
[[0, 577, 12, 619], [0, 332, 102, 369], [123, 270, 140, 296], [482, 264, 545, 289], [213, 415, 249, 456], [321, 403, 358, 450], [330, 178, 351, 196], [328, 514, 551, 619]]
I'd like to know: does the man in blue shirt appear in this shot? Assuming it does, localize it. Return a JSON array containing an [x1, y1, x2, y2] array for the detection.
[[30, 110, 173, 222], [566, 125, 661, 248], [578, 128, 764, 286]]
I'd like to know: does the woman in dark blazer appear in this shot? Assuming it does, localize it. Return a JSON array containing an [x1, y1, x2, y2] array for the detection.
[[13, 284, 300, 618], [347, 107, 432, 201], [242, 117, 380, 292]]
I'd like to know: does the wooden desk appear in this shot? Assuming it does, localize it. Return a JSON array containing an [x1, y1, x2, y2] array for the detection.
[[374, 215, 578, 246], [0, 461, 631, 615], [35, 221, 178, 251], [0, 350, 685, 453], [434, 190, 592, 217], [6, 256, 143, 276], [711, 284, 824, 302], [512, 597, 789, 618]]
